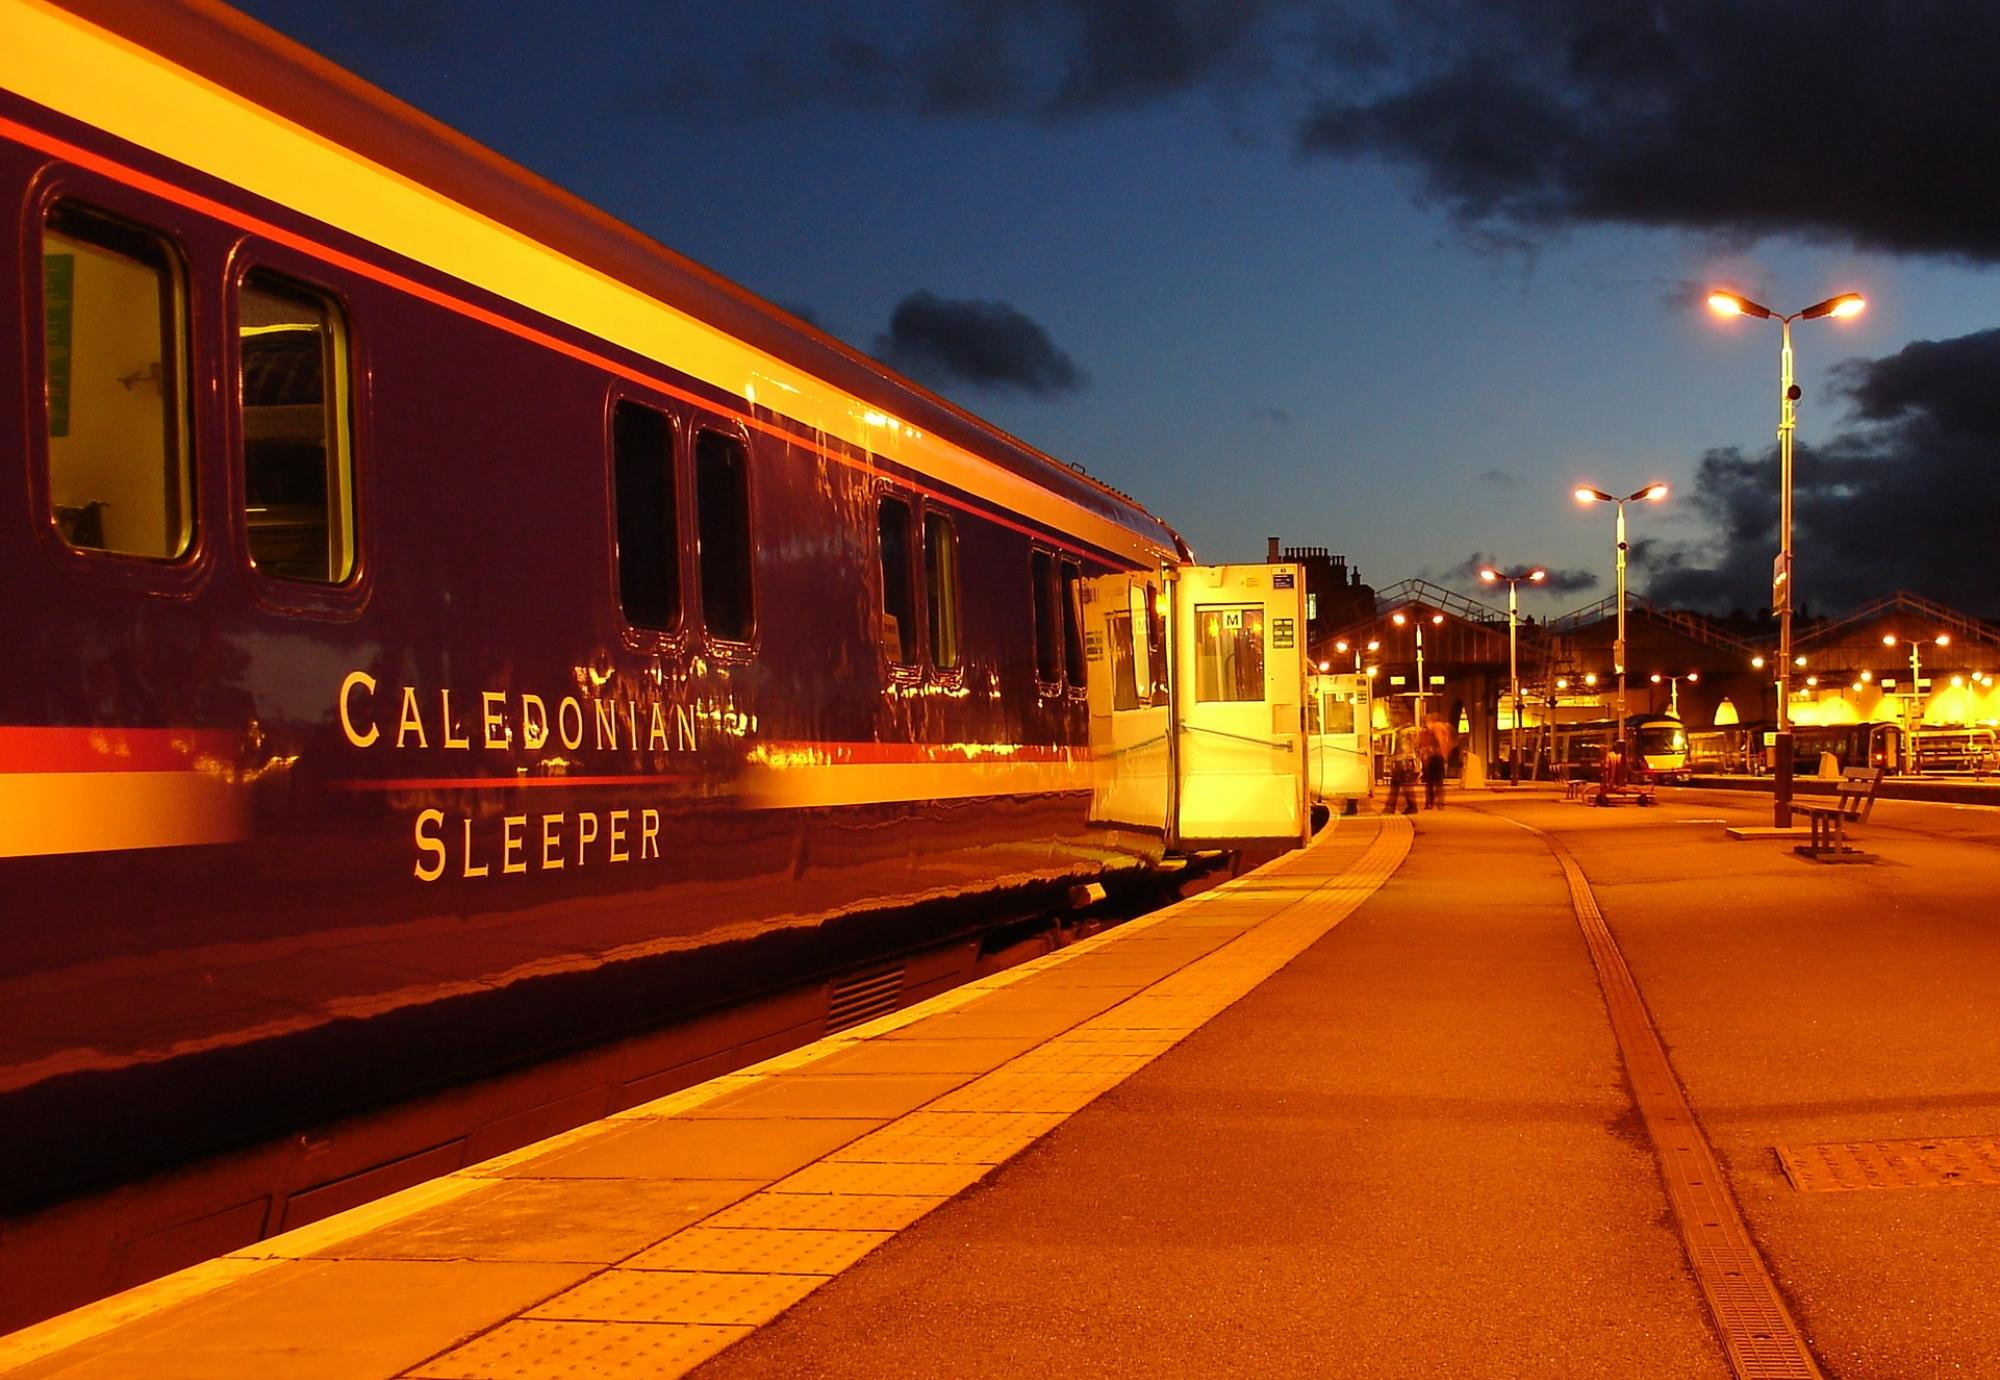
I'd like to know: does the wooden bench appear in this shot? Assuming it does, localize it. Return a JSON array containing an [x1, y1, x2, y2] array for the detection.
[[1795, 766, 1884, 862]]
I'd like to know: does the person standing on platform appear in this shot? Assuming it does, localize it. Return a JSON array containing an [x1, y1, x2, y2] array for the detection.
[[1385, 728, 1418, 814], [1421, 715, 1451, 809]]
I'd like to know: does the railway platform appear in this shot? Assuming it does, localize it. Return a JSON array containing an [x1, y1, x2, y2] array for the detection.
[[5, 785, 2000, 1379]]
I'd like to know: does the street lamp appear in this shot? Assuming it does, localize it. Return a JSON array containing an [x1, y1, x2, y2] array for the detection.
[[1649, 669, 1699, 717], [1707, 287, 1866, 825], [1332, 636, 1380, 673], [1574, 482, 1668, 768], [1882, 632, 1948, 773], [1479, 564, 1547, 784], [1390, 609, 1445, 726]]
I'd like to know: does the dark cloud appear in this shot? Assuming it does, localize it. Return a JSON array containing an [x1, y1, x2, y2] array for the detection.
[[1477, 466, 1518, 488], [874, 291, 1087, 396], [1438, 551, 1598, 597], [1297, 1, 2000, 262], [1641, 329, 2000, 615], [626, 0, 1284, 121]]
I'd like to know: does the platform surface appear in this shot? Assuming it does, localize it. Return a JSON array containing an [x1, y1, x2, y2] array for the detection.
[[7, 785, 2000, 1379]]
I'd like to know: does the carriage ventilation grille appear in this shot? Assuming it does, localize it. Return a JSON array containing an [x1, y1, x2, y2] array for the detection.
[[826, 964, 905, 1033]]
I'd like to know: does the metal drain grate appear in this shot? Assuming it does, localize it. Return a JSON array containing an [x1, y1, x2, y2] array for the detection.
[[1777, 1136, 2000, 1192], [826, 964, 905, 1032]]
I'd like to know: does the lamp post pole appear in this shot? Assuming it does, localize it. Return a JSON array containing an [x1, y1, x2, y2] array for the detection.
[[1480, 565, 1547, 785], [1574, 485, 1667, 769], [1707, 288, 1866, 826], [1884, 633, 1947, 774]]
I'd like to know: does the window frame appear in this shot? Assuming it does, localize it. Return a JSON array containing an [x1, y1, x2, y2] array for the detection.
[[1029, 546, 1066, 696], [605, 391, 687, 649], [1059, 556, 1087, 700], [226, 242, 370, 615], [28, 174, 208, 597], [920, 504, 964, 683], [874, 486, 922, 677], [691, 419, 758, 658]]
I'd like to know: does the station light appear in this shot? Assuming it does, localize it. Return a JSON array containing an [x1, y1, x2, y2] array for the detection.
[[1752, 655, 1767, 670]]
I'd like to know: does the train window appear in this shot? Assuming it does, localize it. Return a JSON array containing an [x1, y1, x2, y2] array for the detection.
[[924, 511, 961, 670], [1060, 559, 1086, 688], [41, 201, 191, 559], [1031, 550, 1063, 686], [1143, 580, 1169, 705], [611, 400, 680, 631], [878, 495, 916, 663], [1194, 603, 1265, 702], [1107, 612, 1140, 710], [239, 270, 355, 582], [695, 429, 754, 642]]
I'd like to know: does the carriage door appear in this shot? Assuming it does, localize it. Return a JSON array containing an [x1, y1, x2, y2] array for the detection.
[[1167, 562, 1309, 850]]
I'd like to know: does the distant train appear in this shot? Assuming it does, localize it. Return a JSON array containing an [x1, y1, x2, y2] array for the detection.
[[0, 0, 1333, 1325], [1543, 714, 1690, 783], [1685, 722, 1904, 776]]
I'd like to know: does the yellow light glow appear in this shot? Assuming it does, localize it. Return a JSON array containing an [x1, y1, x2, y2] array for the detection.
[[1861, 670, 1873, 683], [1574, 487, 1597, 504], [1688, 672, 1699, 682], [1883, 634, 1898, 646], [1829, 296, 1866, 318], [1937, 633, 1952, 647], [1707, 292, 1745, 316], [1392, 612, 1407, 626], [1584, 673, 1598, 686], [1650, 673, 1662, 684], [1645, 483, 1669, 501]]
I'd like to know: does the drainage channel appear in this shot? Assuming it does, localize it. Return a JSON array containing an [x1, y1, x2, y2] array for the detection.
[[1516, 818, 1825, 1380]]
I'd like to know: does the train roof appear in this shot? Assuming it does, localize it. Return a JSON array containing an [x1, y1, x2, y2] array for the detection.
[[10, 0, 1188, 565]]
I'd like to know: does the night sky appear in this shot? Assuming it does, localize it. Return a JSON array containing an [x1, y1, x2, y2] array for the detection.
[[229, 1, 2000, 619]]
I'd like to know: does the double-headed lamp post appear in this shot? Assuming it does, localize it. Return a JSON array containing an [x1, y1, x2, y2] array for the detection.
[[1390, 609, 1444, 726], [1650, 670, 1699, 717], [1574, 483, 1668, 765], [1707, 288, 1866, 826], [1479, 565, 1547, 784], [1883, 632, 1948, 773]]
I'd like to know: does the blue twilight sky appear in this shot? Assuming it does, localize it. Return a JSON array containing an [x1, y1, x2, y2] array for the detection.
[[230, 0, 2000, 618]]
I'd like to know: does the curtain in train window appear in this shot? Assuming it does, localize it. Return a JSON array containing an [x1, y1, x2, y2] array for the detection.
[[924, 511, 961, 670], [1144, 582, 1169, 705], [695, 430, 754, 642], [42, 202, 190, 558], [1060, 559, 1086, 688], [239, 270, 355, 582], [1194, 604, 1265, 702], [1031, 550, 1063, 685], [1107, 612, 1140, 710], [611, 401, 680, 631], [878, 495, 916, 663]]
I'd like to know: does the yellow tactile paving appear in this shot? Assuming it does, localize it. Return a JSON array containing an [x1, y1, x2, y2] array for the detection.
[[525, 1268, 825, 1326], [1, 819, 1410, 1380], [769, 1160, 996, 1198], [411, 1320, 750, 1380], [624, 1227, 891, 1275], [699, 1193, 949, 1233]]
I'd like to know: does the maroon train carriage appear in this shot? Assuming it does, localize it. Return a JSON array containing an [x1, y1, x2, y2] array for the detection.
[[0, 0, 1190, 1324]]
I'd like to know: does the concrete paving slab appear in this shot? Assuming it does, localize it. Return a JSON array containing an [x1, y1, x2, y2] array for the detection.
[[315, 1177, 762, 1263], [7, 1260, 586, 1380], [525, 1268, 824, 1326], [493, 1117, 880, 1181], [804, 1037, 1042, 1075], [683, 1073, 969, 1120]]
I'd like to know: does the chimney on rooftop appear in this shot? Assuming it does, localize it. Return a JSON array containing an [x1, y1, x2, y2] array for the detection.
[[1268, 536, 1281, 562]]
